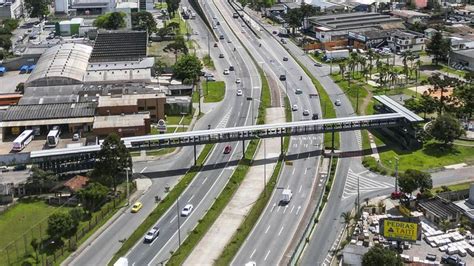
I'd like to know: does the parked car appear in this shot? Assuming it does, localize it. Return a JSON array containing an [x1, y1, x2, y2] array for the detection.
[[281, 38, 287, 44], [13, 164, 27, 171], [181, 204, 194, 216], [223, 145, 232, 154], [219, 35, 224, 40], [0, 166, 9, 172], [144, 227, 160, 243], [131, 202, 143, 213], [426, 254, 437, 261], [441, 255, 466, 266], [214, 43, 218, 47]]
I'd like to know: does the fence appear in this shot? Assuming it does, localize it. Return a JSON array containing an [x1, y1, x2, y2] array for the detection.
[[0, 192, 127, 266]]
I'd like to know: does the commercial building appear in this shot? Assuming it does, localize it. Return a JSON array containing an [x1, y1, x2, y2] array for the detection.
[[97, 93, 166, 121], [391, 10, 430, 25], [305, 12, 404, 43], [71, 0, 115, 15], [388, 30, 426, 53], [418, 196, 464, 225], [0, 0, 25, 19], [348, 28, 392, 49], [93, 113, 150, 137], [449, 49, 474, 71]]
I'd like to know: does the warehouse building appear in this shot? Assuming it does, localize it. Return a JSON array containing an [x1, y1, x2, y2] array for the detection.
[[449, 49, 474, 71], [304, 12, 404, 42]]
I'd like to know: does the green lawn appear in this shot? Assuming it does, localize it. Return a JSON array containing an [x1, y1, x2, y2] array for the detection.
[[379, 140, 474, 172], [166, 111, 194, 126], [154, 2, 167, 9], [431, 181, 473, 194], [203, 81, 225, 103], [331, 73, 368, 114], [203, 54, 215, 70], [0, 199, 69, 251]]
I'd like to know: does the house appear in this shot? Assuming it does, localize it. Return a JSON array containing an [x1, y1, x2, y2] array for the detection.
[[50, 175, 90, 205], [418, 196, 464, 225], [388, 29, 426, 53], [391, 10, 431, 25], [424, 28, 438, 39]]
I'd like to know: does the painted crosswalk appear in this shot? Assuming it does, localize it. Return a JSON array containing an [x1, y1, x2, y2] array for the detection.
[[216, 109, 232, 129], [342, 169, 393, 199]]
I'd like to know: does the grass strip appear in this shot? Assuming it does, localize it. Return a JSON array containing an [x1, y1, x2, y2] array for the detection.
[[203, 81, 225, 103], [109, 143, 214, 265], [203, 54, 215, 70], [215, 97, 292, 265]]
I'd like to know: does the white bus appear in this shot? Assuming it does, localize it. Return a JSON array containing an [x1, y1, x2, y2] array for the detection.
[[47, 129, 60, 147], [12, 130, 34, 151]]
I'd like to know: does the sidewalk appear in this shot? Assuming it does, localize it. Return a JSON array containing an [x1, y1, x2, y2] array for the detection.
[[184, 107, 285, 265]]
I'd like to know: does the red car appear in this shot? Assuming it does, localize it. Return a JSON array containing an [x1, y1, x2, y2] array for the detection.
[[223, 145, 232, 154], [391, 191, 404, 199]]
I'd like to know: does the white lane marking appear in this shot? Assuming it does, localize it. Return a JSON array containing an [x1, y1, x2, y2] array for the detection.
[[299, 185, 302, 193], [278, 226, 284, 236], [277, 206, 281, 212], [304, 168, 307, 175], [187, 195, 194, 203], [250, 249, 256, 259], [264, 250, 271, 261], [283, 205, 288, 214], [132, 263, 136, 266], [271, 203, 276, 212], [296, 206, 301, 215], [202, 177, 208, 184], [169, 215, 177, 224], [265, 225, 271, 234], [140, 167, 147, 173], [291, 168, 295, 175], [290, 205, 295, 213]]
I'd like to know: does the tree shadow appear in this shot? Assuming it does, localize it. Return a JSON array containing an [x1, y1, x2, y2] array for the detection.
[[422, 142, 460, 158], [17, 196, 44, 204]]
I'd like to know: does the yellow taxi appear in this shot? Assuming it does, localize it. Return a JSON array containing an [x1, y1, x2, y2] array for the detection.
[[131, 202, 143, 213]]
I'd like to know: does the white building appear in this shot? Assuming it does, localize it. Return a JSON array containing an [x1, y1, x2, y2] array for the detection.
[[55, 0, 69, 14], [0, 0, 25, 19], [388, 30, 426, 53]]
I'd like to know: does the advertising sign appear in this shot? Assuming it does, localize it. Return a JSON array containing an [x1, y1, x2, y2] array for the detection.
[[380, 217, 421, 242], [157, 119, 167, 133]]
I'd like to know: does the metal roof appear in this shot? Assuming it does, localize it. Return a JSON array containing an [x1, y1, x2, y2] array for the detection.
[[26, 43, 92, 87], [373, 95, 423, 122], [90, 31, 147, 62], [3, 102, 96, 121]]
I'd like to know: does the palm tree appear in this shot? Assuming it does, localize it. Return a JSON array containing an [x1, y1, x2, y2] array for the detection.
[[390, 69, 399, 88], [367, 49, 375, 73], [339, 62, 346, 76], [341, 211, 353, 229], [359, 56, 367, 80]]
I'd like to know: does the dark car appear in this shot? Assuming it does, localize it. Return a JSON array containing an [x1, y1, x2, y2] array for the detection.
[[312, 113, 319, 120], [219, 35, 224, 40], [13, 164, 27, 171], [279, 75, 286, 81], [272, 30, 277, 34], [214, 43, 218, 47], [426, 254, 436, 261], [223, 145, 232, 154], [441, 255, 466, 266], [229, 65, 234, 71], [219, 54, 224, 58], [283, 57, 288, 61]]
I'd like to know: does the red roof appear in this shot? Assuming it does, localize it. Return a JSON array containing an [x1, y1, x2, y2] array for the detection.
[[63, 175, 90, 192]]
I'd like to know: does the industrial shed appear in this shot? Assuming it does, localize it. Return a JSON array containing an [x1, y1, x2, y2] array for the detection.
[[25, 43, 92, 87]]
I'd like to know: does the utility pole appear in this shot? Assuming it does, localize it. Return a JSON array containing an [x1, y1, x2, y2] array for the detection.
[[394, 157, 399, 192], [355, 86, 359, 114]]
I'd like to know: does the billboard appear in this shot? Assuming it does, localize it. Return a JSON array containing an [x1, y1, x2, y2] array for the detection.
[[380, 217, 421, 242]]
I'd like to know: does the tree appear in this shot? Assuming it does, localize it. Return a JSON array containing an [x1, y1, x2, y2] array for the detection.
[[362, 244, 402, 266], [284, 8, 301, 35], [0, 35, 12, 51], [439, 219, 451, 232], [69, 207, 85, 222], [27, 166, 57, 194], [92, 133, 132, 192], [427, 74, 459, 115], [24, 0, 49, 19], [426, 31, 451, 65], [453, 79, 474, 119], [132, 11, 157, 33], [77, 183, 110, 214], [398, 172, 419, 195], [341, 211, 353, 227], [429, 114, 465, 144], [238, 0, 249, 8], [166, 0, 181, 17], [94, 12, 126, 30], [47, 213, 76, 241], [164, 35, 188, 55], [173, 54, 202, 83], [403, 169, 432, 193], [3, 18, 19, 32], [299, 2, 319, 29]]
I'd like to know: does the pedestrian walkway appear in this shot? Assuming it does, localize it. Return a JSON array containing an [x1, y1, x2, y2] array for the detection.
[[184, 107, 285, 265], [342, 169, 393, 200]]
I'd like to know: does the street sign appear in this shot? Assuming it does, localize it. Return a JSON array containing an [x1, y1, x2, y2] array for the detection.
[[380, 217, 421, 242], [157, 119, 167, 132]]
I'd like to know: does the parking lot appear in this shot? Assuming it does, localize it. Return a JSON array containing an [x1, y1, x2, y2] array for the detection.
[[0, 71, 30, 93], [0, 136, 86, 155]]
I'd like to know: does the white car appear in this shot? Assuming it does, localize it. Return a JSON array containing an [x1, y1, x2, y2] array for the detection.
[[236, 89, 243, 96], [144, 226, 160, 243], [335, 99, 341, 106], [303, 110, 310, 116], [292, 104, 298, 111], [181, 204, 194, 216], [223, 69, 229, 75], [236, 78, 241, 84]]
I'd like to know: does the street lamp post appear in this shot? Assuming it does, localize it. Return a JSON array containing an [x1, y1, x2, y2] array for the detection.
[[176, 196, 181, 246], [126, 167, 130, 206]]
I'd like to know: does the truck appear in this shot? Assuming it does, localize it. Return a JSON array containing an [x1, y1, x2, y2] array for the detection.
[[281, 189, 293, 205], [278, 27, 289, 37], [323, 49, 350, 61]]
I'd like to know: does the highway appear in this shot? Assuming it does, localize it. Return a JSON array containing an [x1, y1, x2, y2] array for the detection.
[[202, 1, 330, 265], [67, 3, 260, 265], [124, 1, 263, 264]]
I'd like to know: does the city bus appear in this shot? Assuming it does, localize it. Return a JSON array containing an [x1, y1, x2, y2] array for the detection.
[[12, 130, 34, 151], [47, 129, 61, 147]]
